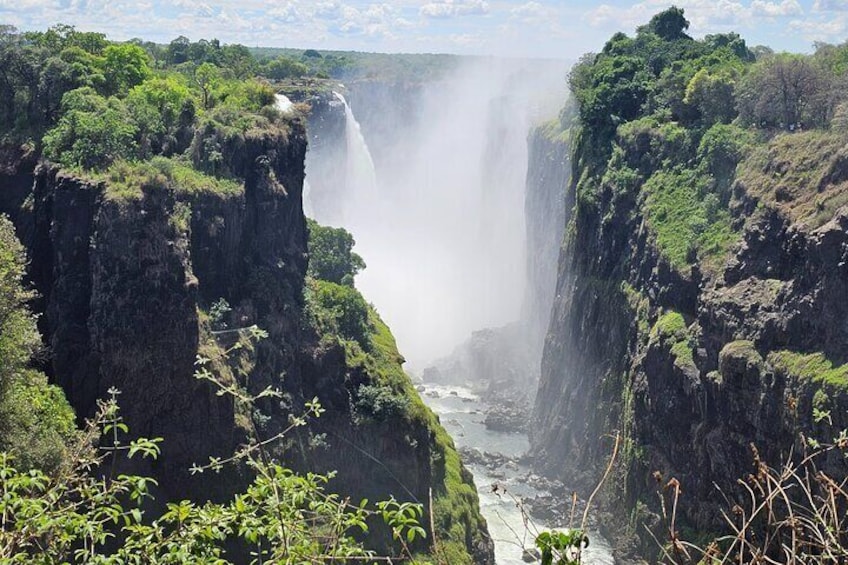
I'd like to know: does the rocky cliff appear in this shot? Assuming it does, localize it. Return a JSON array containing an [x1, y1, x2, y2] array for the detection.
[[531, 122, 848, 555], [0, 111, 493, 563]]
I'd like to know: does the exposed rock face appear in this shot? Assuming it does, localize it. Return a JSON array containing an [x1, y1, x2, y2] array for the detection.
[[531, 132, 848, 555], [0, 115, 494, 562], [523, 122, 572, 346]]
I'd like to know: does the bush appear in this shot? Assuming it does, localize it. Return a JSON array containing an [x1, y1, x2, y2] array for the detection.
[[42, 87, 137, 169], [354, 383, 410, 422], [307, 219, 366, 286], [308, 279, 371, 346], [0, 217, 77, 471]]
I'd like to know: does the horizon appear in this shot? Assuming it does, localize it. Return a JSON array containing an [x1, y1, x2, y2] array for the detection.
[[0, 1, 845, 59]]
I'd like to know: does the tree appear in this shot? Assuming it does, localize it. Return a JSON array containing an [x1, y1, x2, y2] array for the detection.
[[194, 62, 220, 109], [102, 43, 151, 96], [126, 76, 195, 156], [167, 35, 191, 65], [306, 219, 366, 286], [0, 217, 76, 471], [43, 87, 138, 169], [684, 67, 739, 125], [310, 279, 371, 345], [262, 56, 309, 80], [737, 53, 834, 129], [638, 6, 690, 41], [219, 44, 255, 79]]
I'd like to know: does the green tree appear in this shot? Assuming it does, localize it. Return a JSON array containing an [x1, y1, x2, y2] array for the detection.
[[683, 67, 739, 125], [261, 56, 309, 80], [0, 217, 76, 471], [167, 35, 191, 65], [194, 62, 221, 109], [638, 6, 690, 41], [102, 43, 151, 96], [43, 87, 138, 169], [126, 76, 195, 156], [306, 219, 366, 286], [309, 279, 371, 346]]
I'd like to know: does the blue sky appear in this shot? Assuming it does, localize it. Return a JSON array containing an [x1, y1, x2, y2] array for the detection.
[[0, 0, 846, 58]]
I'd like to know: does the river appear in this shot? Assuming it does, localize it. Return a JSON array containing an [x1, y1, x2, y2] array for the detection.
[[419, 383, 616, 565]]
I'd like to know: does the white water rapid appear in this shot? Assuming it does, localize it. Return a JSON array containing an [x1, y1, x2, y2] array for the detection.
[[420, 382, 616, 565]]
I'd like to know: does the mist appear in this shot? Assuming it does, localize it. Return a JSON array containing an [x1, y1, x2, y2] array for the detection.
[[305, 57, 568, 368]]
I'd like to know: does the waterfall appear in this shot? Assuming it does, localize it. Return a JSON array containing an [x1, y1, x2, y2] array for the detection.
[[305, 61, 568, 367], [275, 93, 293, 113], [332, 91, 380, 227], [303, 179, 315, 218]]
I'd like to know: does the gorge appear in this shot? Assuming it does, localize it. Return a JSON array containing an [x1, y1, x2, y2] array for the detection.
[[1, 9, 848, 564]]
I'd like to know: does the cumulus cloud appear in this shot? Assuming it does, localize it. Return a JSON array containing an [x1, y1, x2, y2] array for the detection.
[[789, 12, 848, 38], [585, 0, 806, 32], [751, 0, 803, 16], [813, 0, 848, 10], [420, 0, 489, 19]]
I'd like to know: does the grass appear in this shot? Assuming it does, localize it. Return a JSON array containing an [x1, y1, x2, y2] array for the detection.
[[767, 350, 848, 392], [642, 167, 739, 273], [736, 131, 848, 229], [651, 311, 687, 342], [92, 157, 243, 201], [651, 311, 697, 370]]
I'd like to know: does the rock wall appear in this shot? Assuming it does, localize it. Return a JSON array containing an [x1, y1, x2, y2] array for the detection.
[[531, 129, 848, 554], [0, 114, 493, 562]]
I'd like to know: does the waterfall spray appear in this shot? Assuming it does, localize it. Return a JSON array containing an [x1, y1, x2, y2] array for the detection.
[[307, 61, 567, 367]]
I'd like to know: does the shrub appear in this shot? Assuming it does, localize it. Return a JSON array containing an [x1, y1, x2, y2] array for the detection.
[[307, 219, 366, 286], [308, 279, 371, 346]]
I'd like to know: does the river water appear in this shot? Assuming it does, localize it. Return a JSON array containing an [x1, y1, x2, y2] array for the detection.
[[419, 383, 616, 565]]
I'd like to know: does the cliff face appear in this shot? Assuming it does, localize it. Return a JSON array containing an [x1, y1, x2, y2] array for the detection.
[[523, 120, 572, 349], [531, 129, 848, 549], [0, 114, 493, 562]]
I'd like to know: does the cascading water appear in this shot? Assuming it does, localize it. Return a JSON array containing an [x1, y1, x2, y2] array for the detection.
[[305, 60, 615, 564], [275, 93, 294, 113], [332, 91, 380, 230], [302, 179, 315, 218]]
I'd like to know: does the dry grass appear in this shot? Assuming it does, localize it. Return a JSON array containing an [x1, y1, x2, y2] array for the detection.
[[736, 131, 848, 230], [653, 441, 848, 564]]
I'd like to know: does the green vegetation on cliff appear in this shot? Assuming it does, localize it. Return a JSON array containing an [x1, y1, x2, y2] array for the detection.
[[0, 217, 77, 471], [0, 23, 491, 565], [768, 350, 848, 391], [305, 220, 490, 564], [566, 6, 848, 274]]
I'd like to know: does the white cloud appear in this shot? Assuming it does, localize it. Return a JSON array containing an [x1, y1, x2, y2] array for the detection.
[[813, 0, 848, 10], [511, 1, 543, 17], [789, 12, 848, 38], [751, 0, 803, 16], [420, 0, 489, 19], [584, 0, 804, 33]]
